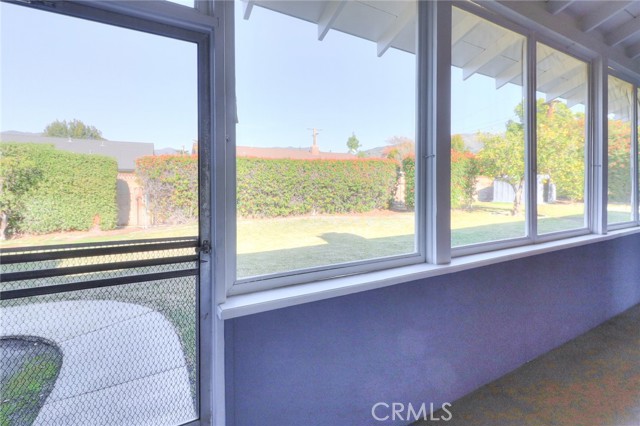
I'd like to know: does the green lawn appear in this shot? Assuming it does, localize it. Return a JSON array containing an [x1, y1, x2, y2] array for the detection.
[[0, 338, 62, 426], [0, 200, 635, 418]]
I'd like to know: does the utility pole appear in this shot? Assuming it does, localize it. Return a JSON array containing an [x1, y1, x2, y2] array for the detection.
[[308, 128, 322, 155]]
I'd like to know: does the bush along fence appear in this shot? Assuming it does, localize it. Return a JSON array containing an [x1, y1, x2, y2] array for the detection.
[[136, 155, 400, 220], [135, 153, 482, 222], [237, 157, 399, 217], [0, 143, 118, 239], [136, 155, 198, 225]]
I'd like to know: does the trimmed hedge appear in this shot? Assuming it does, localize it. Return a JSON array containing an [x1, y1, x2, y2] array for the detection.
[[237, 157, 398, 217], [136, 155, 198, 225], [135, 156, 398, 220], [0, 143, 118, 234]]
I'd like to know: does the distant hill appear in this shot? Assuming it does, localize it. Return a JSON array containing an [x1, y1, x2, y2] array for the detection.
[[155, 147, 182, 155], [359, 133, 485, 158]]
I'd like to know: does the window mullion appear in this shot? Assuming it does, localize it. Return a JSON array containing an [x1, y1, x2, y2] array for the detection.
[[591, 56, 608, 233], [425, 0, 452, 264], [525, 36, 537, 241], [633, 85, 639, 224]]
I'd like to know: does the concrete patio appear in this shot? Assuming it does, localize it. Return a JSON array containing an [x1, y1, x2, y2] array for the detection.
[[1, 300, 196, 426]]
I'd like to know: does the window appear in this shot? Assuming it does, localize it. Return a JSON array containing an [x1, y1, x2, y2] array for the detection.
[[233, 1, 419, 284], [536, 44, 588, 235], [450, 7, 526, 248], [0, 2, 214, 425], [607, 75, 635, 226]]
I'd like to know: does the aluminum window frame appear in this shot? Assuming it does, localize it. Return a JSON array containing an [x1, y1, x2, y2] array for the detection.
[[606, 71, 640, 231], [450, 1, 596, 257], [0, 1, 220, 424], [223, 0, 437, 296]]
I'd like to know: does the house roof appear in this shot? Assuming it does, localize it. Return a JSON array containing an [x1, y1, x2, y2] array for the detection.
[[0, 131, 155, 172], [237, 146, 357, 160]]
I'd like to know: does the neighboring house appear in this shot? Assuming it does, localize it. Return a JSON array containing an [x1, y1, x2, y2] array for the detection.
[[236, 143, 357, 160], [0, 131, 154, 227]]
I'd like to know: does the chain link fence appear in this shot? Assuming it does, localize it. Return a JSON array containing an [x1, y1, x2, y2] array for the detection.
[[1, 238, 199, 426]]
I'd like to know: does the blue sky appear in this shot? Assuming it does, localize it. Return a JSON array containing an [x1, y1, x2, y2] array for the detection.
[[0, 2, 197, 150], [1, 1, 521, 152]]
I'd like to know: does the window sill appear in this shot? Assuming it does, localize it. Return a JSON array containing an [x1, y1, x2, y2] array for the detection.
[[217, 227, 640, 319]]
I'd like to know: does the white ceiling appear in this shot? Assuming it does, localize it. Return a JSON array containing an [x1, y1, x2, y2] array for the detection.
[[241, 0, 639, 117], [547, 0, 640, 63]]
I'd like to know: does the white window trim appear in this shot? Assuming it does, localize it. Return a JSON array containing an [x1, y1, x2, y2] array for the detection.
[[221, 0, 640, 297], [223, 0, 444, 295], [217, 226, 640, 319], [3, 2, 224, 425], [606, 72, 640, 230]]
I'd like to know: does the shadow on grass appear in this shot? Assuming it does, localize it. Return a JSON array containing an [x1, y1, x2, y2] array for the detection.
[[238, 213, 603, 276], [238, 232, 415, 278]]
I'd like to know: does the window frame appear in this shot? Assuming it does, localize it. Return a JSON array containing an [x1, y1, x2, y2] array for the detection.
[[0, 1, 221, 424], [222, 0, 640, 294], [606, 72, 640, 231], [449, 2, 595, 257], [224, 0, 437, 296]]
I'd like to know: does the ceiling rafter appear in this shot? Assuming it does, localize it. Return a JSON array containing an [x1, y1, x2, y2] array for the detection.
[[579, 1, 632, 32], [495, 61, 522, 89], [317, 1, 347, 41], [462, 34, 519, 80], [242, 0, 254, 20], [627, 43, 640, 60], [546, 73, 588, 102], [537, 61, 584, 90], [376, 2, 416, 57], [495, 48, 557, 90], [546, 0, 575, 15], [452, 12, 480, 46], [606, 15, 640, 46]]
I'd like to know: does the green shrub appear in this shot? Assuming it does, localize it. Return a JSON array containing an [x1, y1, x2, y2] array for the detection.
[[236, 157, 398, 217], [607, 120, 633, 203], [136, 155, 198, 224], [0, 143, 118, 235], [402, 155, 415, 210], [451, 149, 478, 209]]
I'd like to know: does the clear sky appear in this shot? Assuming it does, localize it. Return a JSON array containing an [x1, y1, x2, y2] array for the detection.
[[0, 2, 197, 150], [1, 1, 522, 152]]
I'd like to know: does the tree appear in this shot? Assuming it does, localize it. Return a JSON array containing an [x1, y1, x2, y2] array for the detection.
[[451, 134, 467, 152], [383, 136, 415, 162], [478, 130, 525, 215], [346, 132, 361, 154], [479, 99, 586, 215], [44, 119, 104, 140]]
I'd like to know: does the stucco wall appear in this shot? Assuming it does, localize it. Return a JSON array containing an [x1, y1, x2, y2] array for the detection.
[[225, 234, 640, 425]]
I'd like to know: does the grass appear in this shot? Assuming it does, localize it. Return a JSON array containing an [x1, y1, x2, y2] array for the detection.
[[0, 200, 635, 415], [0, 338, 62, 426]]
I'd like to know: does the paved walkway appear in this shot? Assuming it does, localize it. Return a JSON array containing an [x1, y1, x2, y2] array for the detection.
[[1, 300, 196, 426]]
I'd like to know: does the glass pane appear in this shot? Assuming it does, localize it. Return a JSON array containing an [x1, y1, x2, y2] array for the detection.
[[607, 75, 634, 225], [166, 0, 194, 7], [0, 3, 198, 247], [235, 1, 417, 279], [451, 7, 526, 247], [0, 4, 199, 425], [536, 44, 587, 234]]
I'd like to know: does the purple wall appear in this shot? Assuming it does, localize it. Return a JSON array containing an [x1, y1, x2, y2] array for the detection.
[[225, 234, 640, 425]]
